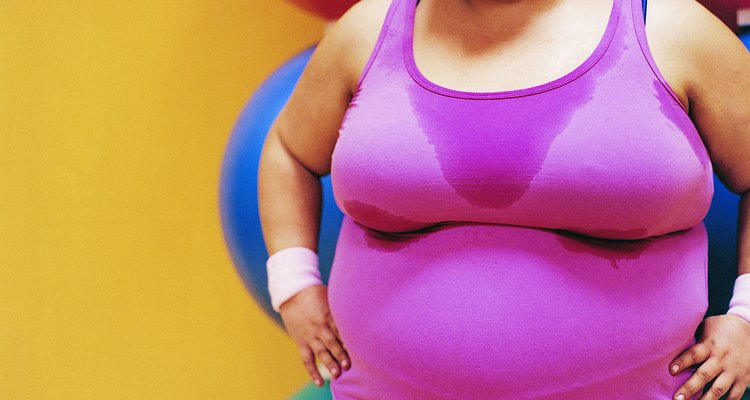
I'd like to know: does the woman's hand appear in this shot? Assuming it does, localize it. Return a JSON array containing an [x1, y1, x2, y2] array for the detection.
[[669, 314, 750, 400], [279, 284, 351, 387]]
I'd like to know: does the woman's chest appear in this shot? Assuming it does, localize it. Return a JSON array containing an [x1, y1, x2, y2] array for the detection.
[[331, 75, 712, 238]]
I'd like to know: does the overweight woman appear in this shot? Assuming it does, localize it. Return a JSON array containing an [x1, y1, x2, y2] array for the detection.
[[258, 0, 750, 398]]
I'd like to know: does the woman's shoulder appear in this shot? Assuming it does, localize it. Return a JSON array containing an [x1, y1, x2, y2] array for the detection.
[[644, 0, 747, 103], [326, 0, 395, 93]]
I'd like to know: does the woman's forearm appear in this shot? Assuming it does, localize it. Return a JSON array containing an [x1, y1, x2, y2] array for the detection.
[[738, 191, 750, 276], [258, 127, 322, 256]]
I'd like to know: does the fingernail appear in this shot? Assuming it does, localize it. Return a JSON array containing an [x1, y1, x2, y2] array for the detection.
[[675, 394, 685, 400], [331, 368, 338, 375], [342, 359, 349, 368], [315, 379, 322, 386], [670, 364, 679, 374]]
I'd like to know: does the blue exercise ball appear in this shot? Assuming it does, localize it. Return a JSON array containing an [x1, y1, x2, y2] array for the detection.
[[705, 176, 741, 317], [220, 46, 345, 329]]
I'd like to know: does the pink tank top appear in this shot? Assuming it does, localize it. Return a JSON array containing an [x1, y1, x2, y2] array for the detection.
[[326, 0, 714, 397]]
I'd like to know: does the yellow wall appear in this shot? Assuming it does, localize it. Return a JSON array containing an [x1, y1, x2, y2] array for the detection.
[[0, 1, 323, 398]]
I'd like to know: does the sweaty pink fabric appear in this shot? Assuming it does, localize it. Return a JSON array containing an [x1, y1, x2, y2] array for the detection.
[[327, 0, 714, 398]]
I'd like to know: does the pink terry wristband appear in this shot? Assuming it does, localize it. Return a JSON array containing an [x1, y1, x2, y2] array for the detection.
[[727, 273, 750, 324], [266, 246, 323, 313]]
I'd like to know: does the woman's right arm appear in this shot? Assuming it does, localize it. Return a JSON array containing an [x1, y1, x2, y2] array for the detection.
[[258, 21, 354, 258], [257, 0, 392, 386]]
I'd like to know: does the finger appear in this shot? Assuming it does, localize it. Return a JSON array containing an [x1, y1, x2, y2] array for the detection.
[[674, 357, 722, 400], [671, 342, 711, 375], [299, 345, 325, 387], [319, 324, 350, 370], [326, 313, 342, 342], [310, 337, 342, 379], [698, 371, 734, 400], [725, 380, 749, 400], [328, 318, 350, 359]]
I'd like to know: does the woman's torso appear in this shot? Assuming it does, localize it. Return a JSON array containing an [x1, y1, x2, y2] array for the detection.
[[327, 0, 713, 398]]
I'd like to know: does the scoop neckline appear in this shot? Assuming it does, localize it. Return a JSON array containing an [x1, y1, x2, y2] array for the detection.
[[402, 0, 622, 99]]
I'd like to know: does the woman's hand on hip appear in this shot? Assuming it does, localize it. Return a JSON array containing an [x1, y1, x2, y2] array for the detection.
[[669, 314, 750, 400], [279, 284, 350, 387]]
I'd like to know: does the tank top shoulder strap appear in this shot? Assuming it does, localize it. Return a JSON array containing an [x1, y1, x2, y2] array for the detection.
[[353, 0, 407, 94], [628, 0, 688, 113]]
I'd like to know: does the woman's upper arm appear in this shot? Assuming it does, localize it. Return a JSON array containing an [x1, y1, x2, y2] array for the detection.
[[269, 0, 392, 177], [672, 0, 750, 195]]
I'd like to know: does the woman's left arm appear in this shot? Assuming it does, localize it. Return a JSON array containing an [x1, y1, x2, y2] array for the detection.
[[655, 1, 750, 399]]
